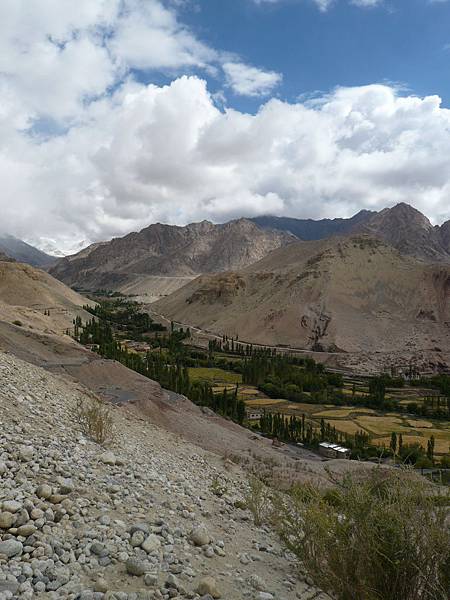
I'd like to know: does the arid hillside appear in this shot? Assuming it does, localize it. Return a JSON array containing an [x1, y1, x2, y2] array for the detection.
[[0, 234, 56, 267], [153, 235, 450, 369], [0, 255, 348, 479], [0, 256, 95, 338], [49, 218, 295, 291]]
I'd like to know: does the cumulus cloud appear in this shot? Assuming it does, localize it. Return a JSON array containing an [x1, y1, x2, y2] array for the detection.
[[2, 76, 450, 253], [222, 62, 282, 96]]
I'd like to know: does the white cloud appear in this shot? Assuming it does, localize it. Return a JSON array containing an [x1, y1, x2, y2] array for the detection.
[[0, 0, 221, 126], [223, 62, 282, 96], [253, 0, 383, 10], [350, 0, 382, 7], [1, 0, 450, 254], [2, 76, 450, 253]]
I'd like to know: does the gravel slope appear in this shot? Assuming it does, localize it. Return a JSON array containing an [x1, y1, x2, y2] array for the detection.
[[0, 351, 331, 600]]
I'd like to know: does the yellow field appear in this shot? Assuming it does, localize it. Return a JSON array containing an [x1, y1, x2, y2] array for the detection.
[[240, 387, 449, 458], [355, 415, 404, 435], [374, 435, 449, 455], [238, 386, 261, 396], [314, 407, 355, 418], [245, 398, 287, 407], [314, 407, 376, 418], [326, 419, 368, 435]]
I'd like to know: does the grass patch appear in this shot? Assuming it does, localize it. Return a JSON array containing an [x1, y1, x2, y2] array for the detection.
[[373, 435, 449, 455], [407, 419, 433, 429], [355, 415, 405, 436], [326, 419, 368, 435], [188, 367, 242, 384], [314, 407, 376, 418], [245, 398, 287, 407]]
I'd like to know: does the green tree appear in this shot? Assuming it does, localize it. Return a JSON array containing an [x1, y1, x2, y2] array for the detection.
[[427, 436, 435, 463], [390, 431, 397, 455]]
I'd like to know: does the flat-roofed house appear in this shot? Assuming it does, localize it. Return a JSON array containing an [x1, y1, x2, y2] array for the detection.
[[318, 442, 351, 459]]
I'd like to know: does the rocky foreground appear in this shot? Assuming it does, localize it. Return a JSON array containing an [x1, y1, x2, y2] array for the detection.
[[0, 352, 329, 600]]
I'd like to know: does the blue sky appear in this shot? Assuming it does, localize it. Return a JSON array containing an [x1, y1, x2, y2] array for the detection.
[[1, 0, 450, 252], [178, 0, 450, 111]]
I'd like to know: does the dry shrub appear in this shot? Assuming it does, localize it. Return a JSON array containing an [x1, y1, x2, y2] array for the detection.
[[76, 396, 114, 445], [272, 467, 450, 600], [245, 474, 272, 526]]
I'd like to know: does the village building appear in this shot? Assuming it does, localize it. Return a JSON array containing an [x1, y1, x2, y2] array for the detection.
[[318, 442, 351, 459], [245, 409, 263, 421]]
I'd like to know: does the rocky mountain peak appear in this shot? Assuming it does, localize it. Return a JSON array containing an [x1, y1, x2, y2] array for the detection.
[[49, 218, 293, 291], [358, 203, 449, 262]]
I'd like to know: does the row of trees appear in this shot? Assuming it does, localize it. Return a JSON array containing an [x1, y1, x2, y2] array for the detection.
[[208, 336, 278, 357], [73, 313, 246, 425], [390, 431, 439, 466], [258, 411, 371, 455]]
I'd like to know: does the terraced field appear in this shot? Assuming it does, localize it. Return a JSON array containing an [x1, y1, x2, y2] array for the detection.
[[243, 396, 450, 458], [186, 366, 450, 460]]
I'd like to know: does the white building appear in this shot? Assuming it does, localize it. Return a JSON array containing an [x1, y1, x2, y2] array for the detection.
[[318, 442, 351, 459]]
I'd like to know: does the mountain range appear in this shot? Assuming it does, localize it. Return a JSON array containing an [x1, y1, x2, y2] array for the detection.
[[153, 234, 449, 350], [253, 203, 450, 263], [48, 218, 295, 292], [46, 203, 450, 295], [2, 202, 450, 372], [250, 209, 375, 241], [0, 234, 56, 267]]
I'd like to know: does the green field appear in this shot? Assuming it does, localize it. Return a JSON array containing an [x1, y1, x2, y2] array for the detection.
[[188, 367, 242, 385]]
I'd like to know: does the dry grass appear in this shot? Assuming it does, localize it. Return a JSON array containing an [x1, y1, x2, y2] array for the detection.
[[326, 419, 368, 435], [407, 419, 433, 429], [273, 468, 450, 600], [314, 407, 376, 418], [373, 435, 449, 455], [245, 398, 287, 407], [75, 396, 114, 445], [355, 415, 405, 435]]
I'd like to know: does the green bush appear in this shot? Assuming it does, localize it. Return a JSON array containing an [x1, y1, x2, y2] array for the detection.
[[273, 468, 449, 600]]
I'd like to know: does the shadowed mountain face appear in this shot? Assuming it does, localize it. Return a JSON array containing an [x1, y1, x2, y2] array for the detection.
[[252, 204, 450, 263], [49, 219, 295, 291], [153, 235, 450, 368], [0, 235, 56, 267], [251, 210, 374, 241], [357, 203, 450, 262]]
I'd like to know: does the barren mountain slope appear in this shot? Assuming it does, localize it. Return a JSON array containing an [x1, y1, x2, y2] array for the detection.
[[49, 219, 295, 291], [153, 236, 450, 365], [0, 234, 56, 267], [356, 203, 450, 262], [441, 219, 450, 253], [0, 257, 95, 338], [0, 255, 358, 481]]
